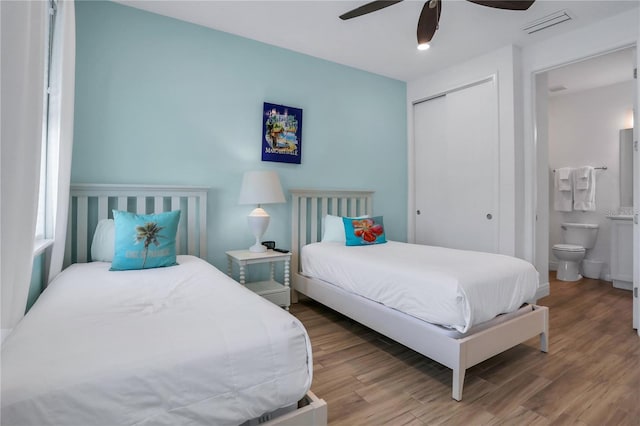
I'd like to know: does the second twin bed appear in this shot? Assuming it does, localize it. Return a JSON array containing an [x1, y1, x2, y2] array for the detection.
[[291, 189, 549, 401]]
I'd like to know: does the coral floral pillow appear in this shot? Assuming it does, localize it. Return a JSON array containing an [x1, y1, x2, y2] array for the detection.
[[342, 216, 387, 246]]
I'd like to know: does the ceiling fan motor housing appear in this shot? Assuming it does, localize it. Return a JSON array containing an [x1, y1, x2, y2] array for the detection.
[[340, 0, 536, 47]]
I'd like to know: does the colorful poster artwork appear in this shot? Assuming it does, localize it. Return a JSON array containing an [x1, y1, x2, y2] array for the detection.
[[262, 102, 302, 164]]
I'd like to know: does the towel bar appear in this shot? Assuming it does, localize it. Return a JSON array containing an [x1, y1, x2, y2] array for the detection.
[[553, 166, 607, 172]]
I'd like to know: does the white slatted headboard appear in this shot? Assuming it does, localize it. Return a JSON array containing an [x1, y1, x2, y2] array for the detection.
[[290, 189, 374, 280], [66, 184, 208, 265]]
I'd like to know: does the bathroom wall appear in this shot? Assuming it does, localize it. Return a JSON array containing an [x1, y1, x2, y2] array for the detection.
[[548, 80, 634, 278]]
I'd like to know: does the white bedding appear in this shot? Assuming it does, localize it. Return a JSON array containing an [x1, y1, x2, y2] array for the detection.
[[1, 256, 312, 426], [301, 241, 539, 333]]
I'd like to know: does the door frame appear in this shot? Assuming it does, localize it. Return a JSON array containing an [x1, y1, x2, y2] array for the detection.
[[634, 36, 639, 334], [529, 43, 638, 311]]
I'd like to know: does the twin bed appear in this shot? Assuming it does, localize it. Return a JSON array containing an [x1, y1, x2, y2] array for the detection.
[[290, 189, 548, 401], [1, 185, 326, 426], [2, 185, 548, 425]]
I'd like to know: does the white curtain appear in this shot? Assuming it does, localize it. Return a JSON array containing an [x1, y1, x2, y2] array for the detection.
[[0, 1, 48, 338], [47, 0, 76, 283]]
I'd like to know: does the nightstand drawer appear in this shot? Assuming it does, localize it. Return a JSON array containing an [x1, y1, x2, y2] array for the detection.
[[245, 280, 290, 307]]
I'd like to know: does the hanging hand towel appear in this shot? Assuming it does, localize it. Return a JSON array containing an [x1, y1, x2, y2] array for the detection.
[[556, 167, 572, 191], [574, 166, 590, 190], [553, 167, 573, 212], [573, 166, 595, 211]]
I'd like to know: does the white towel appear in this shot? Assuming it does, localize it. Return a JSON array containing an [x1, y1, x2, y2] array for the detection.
[[573, 166, 595, 211], [574, 166, 590, 190], [554, 167, 573, 212], [556, 167, 572, 191]]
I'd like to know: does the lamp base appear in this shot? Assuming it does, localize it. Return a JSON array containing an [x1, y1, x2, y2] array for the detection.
[[249, 242, 267, 253], [247, 208, 270, 253]]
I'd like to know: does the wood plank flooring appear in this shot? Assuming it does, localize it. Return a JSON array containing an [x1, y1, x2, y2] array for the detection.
[[289, 274, 639, 425]]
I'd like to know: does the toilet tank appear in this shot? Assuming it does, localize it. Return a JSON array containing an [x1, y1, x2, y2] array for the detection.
[[562, 223, 599, 249]]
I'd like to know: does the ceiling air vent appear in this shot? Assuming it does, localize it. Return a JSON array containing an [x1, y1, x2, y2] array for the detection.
[[523, 10, 572, 35]]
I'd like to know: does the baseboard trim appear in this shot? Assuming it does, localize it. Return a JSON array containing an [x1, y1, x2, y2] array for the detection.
[[548, 261, 558, 271], [535, 281, 550, 301], [612, 280, 633, 291]]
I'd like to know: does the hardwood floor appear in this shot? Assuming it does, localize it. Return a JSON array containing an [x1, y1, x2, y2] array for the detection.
[[289, 274, 639, 425]]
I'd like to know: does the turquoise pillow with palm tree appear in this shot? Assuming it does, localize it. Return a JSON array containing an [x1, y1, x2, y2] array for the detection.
[[111, 210, 181, 271]]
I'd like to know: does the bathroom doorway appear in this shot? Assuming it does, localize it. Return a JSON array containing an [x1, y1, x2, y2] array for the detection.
[[533, 45, 638, 328]]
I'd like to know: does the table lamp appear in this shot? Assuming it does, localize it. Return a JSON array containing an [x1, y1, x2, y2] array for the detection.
[[238, 170, 286, 252]]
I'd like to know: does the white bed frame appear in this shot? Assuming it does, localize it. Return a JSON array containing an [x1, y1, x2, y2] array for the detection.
[[290, 189, 549, 401], [65, 184, 327, 426], [66, 184, 209, 265]]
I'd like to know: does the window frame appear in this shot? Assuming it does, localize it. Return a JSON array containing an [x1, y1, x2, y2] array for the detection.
[[34, 0, 56, 253]]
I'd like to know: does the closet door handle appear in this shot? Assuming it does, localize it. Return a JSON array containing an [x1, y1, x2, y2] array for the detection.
[[486, 213, 493, 220], [416, 210, 421, 215]]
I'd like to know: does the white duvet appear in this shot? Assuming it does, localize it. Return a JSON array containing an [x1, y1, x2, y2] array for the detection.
[[302, 241, 539, 333], [1, 256, 312, 426]]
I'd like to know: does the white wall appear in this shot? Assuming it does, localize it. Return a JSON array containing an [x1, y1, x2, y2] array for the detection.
[[405, 7, 638, 297], [534, 72, 549, 284], [407, 45, 520, 256], [548, 81, 634, 278]]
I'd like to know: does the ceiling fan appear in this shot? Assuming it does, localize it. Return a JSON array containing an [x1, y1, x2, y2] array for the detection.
[[339, 0, 535, 50]]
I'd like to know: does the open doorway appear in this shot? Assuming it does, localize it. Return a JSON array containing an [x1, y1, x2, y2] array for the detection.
[[534, 46, 637, 328]]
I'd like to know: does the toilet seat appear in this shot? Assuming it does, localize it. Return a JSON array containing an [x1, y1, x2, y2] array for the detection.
[[552, 244, 585, 253]]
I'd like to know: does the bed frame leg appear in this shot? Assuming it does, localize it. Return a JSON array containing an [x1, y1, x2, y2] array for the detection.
[[540, 332, 548, 353], [452, 368, 465, 401], [539, 306, 549, 353], [539, 326, 549, 353]]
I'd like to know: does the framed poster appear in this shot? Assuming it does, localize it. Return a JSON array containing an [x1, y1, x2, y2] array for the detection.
[[262, 102, 302, 164]]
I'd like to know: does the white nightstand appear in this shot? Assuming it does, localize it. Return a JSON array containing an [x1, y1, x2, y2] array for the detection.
[[226, 249, 292, 310]]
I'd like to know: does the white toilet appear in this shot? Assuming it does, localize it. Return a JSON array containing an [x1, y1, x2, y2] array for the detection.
[[552, 222, 599, 281]]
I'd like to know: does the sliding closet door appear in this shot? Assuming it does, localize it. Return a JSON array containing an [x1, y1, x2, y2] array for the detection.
[[414, 95, 448, 246], [414, 78, 499, 253]]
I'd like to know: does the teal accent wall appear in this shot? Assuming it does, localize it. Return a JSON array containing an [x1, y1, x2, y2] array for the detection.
[[72, 1, 407, 271], [26, 253, 45, 313]]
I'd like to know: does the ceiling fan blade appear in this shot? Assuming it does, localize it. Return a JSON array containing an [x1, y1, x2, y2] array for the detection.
[[339, 0, 404, 20], [417, 0, 441, 46], [466, 0, 535, 11]]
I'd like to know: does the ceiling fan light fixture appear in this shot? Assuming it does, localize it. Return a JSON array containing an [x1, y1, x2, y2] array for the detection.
[[417, 0, 440, 48], [340, 0, 536, 48]]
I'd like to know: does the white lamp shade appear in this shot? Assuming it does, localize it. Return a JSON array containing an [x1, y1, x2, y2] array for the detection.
[[238, 170, 286, 205], [239, 170, 285, 252]]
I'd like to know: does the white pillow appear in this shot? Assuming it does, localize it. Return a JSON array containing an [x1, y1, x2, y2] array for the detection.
[[321, 214, 369, 243], [91, 219, 115, 262]]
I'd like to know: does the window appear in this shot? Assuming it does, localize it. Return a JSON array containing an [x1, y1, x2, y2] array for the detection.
[[34, 0, 56, 246]]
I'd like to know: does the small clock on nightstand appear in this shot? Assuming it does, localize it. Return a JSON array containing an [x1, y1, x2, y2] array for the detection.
[[225, 249, 292, 310]]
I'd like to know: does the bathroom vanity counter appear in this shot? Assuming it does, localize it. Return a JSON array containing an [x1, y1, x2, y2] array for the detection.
[[606, 214, 633, 221]]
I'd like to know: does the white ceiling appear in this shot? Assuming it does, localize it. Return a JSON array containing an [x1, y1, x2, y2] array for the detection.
[[546, 46, 636, 96], [116, 0, 639, 82]]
